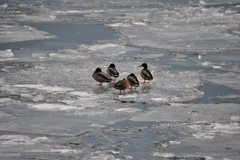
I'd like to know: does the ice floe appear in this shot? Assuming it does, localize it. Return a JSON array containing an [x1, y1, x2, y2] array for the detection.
[[1, 0, 240, 160], [131, 103, 240, 123], [29, 103, 78, 111], [0, 24, 56, 43], [14, 84, 74, 93], [0, 135, 50, 147], [0, 49, 13, 58], [0, 49, 17, 61]]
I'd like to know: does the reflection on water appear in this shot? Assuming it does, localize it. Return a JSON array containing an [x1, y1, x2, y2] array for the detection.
[[92, 85, 111, 94], [141, 84, 152, 94]]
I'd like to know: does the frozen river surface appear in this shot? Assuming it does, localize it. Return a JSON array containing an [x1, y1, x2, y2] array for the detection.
[[0, 0, 240, 159]]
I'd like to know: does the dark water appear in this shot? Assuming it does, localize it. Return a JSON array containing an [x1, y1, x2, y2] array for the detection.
[[0, 21, 119, 51]]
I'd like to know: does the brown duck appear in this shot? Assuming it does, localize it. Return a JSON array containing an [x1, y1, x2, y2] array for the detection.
[[114, 78, 130, 94]]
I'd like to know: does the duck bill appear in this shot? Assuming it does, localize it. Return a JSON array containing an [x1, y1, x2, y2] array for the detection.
[[138, 65, 143, 67]]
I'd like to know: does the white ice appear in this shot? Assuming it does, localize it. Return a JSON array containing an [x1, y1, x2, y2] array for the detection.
[[1, 0, 240, 160], [0, 24, 56, 43], [0, 49, 17, 61]]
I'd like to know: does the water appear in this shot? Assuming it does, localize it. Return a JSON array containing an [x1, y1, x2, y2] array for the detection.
[[0, 0, 240, 159], [0, 21, 119, 51]]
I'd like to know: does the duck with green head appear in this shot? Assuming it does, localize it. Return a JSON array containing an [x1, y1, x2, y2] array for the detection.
[[92, 68, 112, 86], [138, 63, 153, 83]]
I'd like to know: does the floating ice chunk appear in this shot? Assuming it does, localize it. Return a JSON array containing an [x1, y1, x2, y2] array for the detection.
[[193, 132, 215, 139], [55, 10, 91, 14], [83, 151, 117, 160], [87, 43, 121, 51], [213, 123, 240, 134], [30, 103, 77, 111], [151, 97, 168, 103], [31, 137, 50, 142], [69, 91, 93, 97], [74, 109, 107, 116], [0, 98, 12, 103], [32, 94, 44, 102], [110, 150, 121, 155], [49, 53, 87, 59], [133, 22, 147, 26], [115, 108, 141, 113], [212, 66, 222, 69], [231, 116, 240, 122], [200, 61, 211, 67], [32, 53, 47, 58], [153, 152, 175, 158], [123, 155, 133, 160], [0, 135, 30, 147], [204, 156, 214, 160], [20, 93, 34, 99], [169, 103, 188, 107], [0, 135, 49, 147], [205, 72, 240, 91], [217, 94, 240, 99], [0, 49, 13, 58], [0, 4, 7, 8], [107, 23, 130, 27], [50, 149, 82, 154], [1, 66, 15, 72], [199, 0, 206, 5], [90, 123, 106, 128], [14, 84, 74, 93], [14, 14, 57, 23], [169, 141, 181, 145], [0, 24, 56, 43], [155, 140, 181, 149]]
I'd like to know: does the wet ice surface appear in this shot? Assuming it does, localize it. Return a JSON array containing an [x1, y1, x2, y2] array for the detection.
[[1, 0, 240, 159]]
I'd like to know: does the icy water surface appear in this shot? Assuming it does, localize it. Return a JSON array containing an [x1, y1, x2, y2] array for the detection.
[[0, 0, 240, 159]]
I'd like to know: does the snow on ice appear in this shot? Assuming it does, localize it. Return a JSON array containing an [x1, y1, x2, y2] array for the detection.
[[0, 0, 240, 159]]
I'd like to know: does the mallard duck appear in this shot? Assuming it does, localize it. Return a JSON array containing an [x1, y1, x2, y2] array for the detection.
[[127, 73, 139, 89], [92, 68, 112, 86], [138, 63, 153, 83], [107, 63, 119, 81], [114, 78, 130, 94]]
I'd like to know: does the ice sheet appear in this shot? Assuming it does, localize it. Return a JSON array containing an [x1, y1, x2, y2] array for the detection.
[[1, 0, 240, 160], [131, 103, 240, 123], [0, 24, 56, 43], [14, 84, 74, 93]]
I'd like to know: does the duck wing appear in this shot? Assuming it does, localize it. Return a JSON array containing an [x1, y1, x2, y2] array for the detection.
[[142, 69, 153, 80], [127, 75, 139, 87], [107, 68, 119, 77], [93, 72, 112, 82]]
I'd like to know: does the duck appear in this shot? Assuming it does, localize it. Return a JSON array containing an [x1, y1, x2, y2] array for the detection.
[[92, 68, 112, 86], [114, 78, 130, 94], [138, 63, 153, 83], [107, 63, 119, 81], [127, 73, 139, 89]]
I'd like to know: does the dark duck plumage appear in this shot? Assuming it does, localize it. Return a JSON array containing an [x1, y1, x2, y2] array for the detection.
[[114, 78, 130, 94], [92, 68, 112, 86], [127, 73, 139, 89], [138, 63, 153, 83], [107, 63, 119, 81]]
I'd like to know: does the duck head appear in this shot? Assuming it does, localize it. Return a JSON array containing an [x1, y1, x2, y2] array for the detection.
[[138, 63, 148, 69]]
